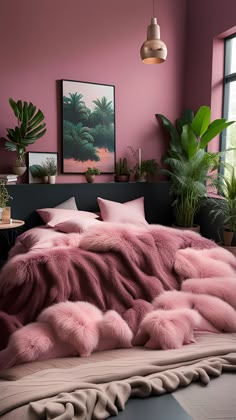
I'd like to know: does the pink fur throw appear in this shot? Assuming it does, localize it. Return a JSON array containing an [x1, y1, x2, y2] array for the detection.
[[0, 222, 236, 358], [133, 309, 201, 349], [0, 301, 133, 370]]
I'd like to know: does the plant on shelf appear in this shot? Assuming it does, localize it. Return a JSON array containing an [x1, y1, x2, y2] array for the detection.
[[85, 167, 101, 183], [114, 157, 131, 182], [1, 98, 47, 176], [156, 106, 235, 229], [208, 164, 236, 252], [42, 157, 57, 176], [135, 159, 159, 182], [0, 182, 12, 208]]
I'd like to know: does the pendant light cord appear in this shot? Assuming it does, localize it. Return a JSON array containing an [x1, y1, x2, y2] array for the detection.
[[153, 0, 155, 17]]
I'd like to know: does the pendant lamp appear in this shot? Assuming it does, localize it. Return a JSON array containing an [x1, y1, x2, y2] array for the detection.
[[140, 0, 167, 64]]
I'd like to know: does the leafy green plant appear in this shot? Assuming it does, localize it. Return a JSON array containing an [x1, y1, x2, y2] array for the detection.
[[115, 158, 130, 176], [1, 98, 46, 166], [208, 164, 236, 233], [156, 105, 235, 227], [139, 159, 159, 176], [42, 157, 57, 176], [0, 182, 12, 208], [29, 164, 47, 178], [63, 121, 99, 162], [85, 167, 101, 175]]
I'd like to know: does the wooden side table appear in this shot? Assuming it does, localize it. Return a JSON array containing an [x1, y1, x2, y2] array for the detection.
[[0, 219, 25, 262]]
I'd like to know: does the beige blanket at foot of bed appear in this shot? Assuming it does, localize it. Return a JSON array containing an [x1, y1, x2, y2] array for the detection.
[[0, 333, 236, 420]]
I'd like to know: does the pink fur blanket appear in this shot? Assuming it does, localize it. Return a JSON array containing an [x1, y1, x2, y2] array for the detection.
[[0, 223, 236, 363]]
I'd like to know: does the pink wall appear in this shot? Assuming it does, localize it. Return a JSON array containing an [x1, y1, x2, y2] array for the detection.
[[185, 0, 236, 111], [0, 0, 187, 182]]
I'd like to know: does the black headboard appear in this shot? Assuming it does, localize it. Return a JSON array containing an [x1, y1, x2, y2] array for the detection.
[[7, 182, 172, 232]]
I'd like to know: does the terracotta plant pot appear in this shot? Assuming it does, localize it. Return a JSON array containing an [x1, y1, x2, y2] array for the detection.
[[85, 174, 95, 183], [114, 175, 130, 182], [223, 229, 235, 247]]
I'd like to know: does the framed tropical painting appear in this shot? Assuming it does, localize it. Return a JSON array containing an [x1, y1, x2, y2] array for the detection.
[[61, 80, 115, 174]]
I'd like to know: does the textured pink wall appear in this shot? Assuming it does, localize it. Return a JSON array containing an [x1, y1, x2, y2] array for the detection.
[[0, 0, 187, 182], [185, 0, 236, 111]]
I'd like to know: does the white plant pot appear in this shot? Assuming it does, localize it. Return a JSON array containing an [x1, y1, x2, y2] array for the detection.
[[48, 175, 56, 184], [0, 208, 3, 221]]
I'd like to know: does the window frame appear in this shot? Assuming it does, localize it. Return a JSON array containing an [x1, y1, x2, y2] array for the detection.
[[220, 33, 236, 156]]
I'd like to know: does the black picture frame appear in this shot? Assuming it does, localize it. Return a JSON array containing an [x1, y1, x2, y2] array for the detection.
[[28, 152, 58, 184], [61, 79, 115, 174]]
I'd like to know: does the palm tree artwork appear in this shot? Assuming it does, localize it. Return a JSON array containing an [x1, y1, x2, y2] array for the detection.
[[62, 80, 115, 173]]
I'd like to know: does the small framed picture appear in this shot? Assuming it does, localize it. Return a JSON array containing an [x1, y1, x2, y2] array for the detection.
[[61, 79, 115, 174], [28, 152, 58, 184]]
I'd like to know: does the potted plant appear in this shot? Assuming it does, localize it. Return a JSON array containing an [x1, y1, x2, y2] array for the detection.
[[156, 106, 235, 230], [42, 157, 58, 184], [135, 159, 159, 182], [208, 164, 236, 254], [1, 98, 47, 176], [114, 158, 131, 182], [0, 182, 12, 221], [85, 167, 101, 183]]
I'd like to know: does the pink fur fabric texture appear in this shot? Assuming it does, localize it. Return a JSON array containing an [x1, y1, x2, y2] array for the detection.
[[1, 223, 236, 358], [0, 301, 133, 370], [133, 308, 201, 349]]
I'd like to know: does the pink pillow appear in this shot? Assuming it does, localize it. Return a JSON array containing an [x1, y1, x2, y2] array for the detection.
[[97, 197, 148, 226], [9, 226, 68, 257], [55, 218, 102, 233], [37, 208, 99, 227]]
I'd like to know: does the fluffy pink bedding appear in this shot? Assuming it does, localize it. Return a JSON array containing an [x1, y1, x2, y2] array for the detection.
[[0, 223, 236, 366]]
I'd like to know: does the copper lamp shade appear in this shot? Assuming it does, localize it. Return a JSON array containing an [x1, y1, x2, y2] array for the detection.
[[140, 17, 167, 64]]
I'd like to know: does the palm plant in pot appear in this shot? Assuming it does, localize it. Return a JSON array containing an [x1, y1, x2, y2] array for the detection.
[[1, 98, 46, 175], [156, 106, 235, 230], [208, 164, 236, 254]]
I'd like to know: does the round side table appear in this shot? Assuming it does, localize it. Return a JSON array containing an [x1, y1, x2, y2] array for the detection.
[[0, 219, 25, 262]]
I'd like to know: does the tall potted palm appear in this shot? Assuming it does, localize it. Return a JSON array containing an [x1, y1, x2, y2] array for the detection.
[[156, 106, 235, 229], [208, 164, 236, 252], [1, 98, 47, 175]]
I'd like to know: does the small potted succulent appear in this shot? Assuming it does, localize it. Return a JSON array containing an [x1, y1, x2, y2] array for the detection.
[[114, 158, 131, 182], [85, 167, 101, 183]]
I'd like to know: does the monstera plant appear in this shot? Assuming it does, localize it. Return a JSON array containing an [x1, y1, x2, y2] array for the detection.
[[156, 106, 235, 228], [1, 98, 46, 175]]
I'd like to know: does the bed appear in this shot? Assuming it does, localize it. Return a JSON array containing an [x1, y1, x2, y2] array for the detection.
[[0, 182, 236, 420]]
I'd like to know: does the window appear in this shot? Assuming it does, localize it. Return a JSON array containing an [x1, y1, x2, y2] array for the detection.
[[222, 34, 236, 173]]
